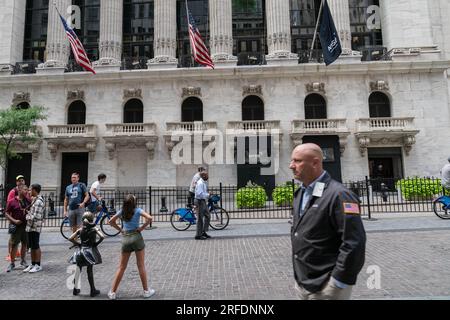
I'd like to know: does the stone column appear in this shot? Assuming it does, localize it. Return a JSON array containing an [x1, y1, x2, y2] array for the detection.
[[37, 0, 72, 74], [94, 0, 123, 72], [380, 0, 439, 61], [0, 0, 26, 75], [209, 0, 236, 67], [148, 0, 178, 69], [265, 0, 298, 66]]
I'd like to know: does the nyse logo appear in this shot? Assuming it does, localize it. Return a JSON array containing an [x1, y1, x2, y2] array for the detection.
[[367, 5, 381, 30], [366, 265, 381, 290], [67, 5, 81, 29]]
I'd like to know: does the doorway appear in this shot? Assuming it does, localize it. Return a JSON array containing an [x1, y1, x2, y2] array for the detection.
[[301, 136, 343, 182], [60, 153, 89, 199], [6, 153, 32, 195]]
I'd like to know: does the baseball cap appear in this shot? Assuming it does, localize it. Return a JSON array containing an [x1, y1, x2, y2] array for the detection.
[[16, 175, 25, 181]]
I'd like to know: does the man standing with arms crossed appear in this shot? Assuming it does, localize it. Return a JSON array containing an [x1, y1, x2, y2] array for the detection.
[[194, 171, 211, 240], [289, 143, 366, 300], [64, 173, 90, 233]]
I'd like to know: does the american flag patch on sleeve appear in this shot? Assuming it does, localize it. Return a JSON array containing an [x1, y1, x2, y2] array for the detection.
[[343, 202, 360, 215]]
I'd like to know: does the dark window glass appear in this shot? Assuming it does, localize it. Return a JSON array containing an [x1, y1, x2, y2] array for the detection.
[[73, 0, 100, 61], [369, 92, 391, 118], [305, 94, 327, 119], [177, 0, 209, 67], [182, 97, 203, 122], [124, 99, 144, 123], [349, 0, 383, 52], [16, 102, 31, 110], [23, 0, 49, 62], [290, 0, 322, 62], [68, 101, 87, 125], [242, 96, 264, 121], [123, 0, 154, 61], [233, 0, 267, 65]]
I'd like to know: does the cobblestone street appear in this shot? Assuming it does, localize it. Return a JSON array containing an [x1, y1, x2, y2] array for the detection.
[[1, 221, 450, 300]]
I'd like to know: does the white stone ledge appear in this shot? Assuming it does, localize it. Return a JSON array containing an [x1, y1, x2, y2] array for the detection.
[[1, 60, 449, 87]]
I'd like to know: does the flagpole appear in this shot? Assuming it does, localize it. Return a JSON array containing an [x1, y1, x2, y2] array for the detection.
[[185, 0, 194, 67], [309, 0, 324, 62]]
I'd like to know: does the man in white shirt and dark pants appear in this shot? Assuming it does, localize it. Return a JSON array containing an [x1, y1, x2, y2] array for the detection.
[[194, 171, 211, 240]]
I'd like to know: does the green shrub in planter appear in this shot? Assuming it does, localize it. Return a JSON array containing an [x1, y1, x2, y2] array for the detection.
[[396, 177, 442, 201], [272, 182, 300, 207], [236, 183, 267, 208]]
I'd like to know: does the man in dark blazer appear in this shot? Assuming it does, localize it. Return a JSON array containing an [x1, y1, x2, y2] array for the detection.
[[289, 143, 366, 300]]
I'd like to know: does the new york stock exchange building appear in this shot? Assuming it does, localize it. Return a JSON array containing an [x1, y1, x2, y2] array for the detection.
[[1, 0, 450, 196]]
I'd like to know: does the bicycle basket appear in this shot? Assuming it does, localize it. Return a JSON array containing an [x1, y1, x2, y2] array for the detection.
[[210, 195, 221, 203]]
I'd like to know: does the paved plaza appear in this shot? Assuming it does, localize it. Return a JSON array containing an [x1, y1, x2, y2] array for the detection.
[[1, 215, 450, 300]]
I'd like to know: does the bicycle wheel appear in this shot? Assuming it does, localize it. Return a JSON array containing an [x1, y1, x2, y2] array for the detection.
[[209, 207, 229, 230], [60, 217, 72, 240], [170, 211, 192, 231], [100, 214, 122, 237], [433, 200, 450, 219]]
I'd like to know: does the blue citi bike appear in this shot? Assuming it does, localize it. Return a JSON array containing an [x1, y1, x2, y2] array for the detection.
[[433, 194, 450, 220], [60, 200, 122, 239], [170, 195, 230, 231]]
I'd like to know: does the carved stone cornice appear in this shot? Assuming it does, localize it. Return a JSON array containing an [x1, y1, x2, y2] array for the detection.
[[306, 82, 326, 94], [243, 85, 262, 96], [182, 87, 202, 98], [67, 90, 85, 101], [370, 80, 389, 92], [13, 91, 31, 104], [124, 88, 142, 100]]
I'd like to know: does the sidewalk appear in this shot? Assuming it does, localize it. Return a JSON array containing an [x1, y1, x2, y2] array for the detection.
[[1, 213, 449, 247]]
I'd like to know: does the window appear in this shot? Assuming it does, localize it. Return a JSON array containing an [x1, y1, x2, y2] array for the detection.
[[123, 0, 154, 61], [349, 0, 383, 53], [305, 94, 327, 119], [290, 0, 322, 63], [23, 0, 49, 62], [16, 102, 31, 110], [124, 99, 144, 123], [73, 0, 100, 61], [182, 97, 203, 122], [67, 101, 87, 125], [369, 92, 390, 118], [242, 96, 264, 121], [177, 0, 209, 67], [233, 0, 266, 65]]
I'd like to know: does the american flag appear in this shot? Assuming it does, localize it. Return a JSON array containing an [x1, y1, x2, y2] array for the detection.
[[58, 13, 96, 74], [187, 5, 215, 69]]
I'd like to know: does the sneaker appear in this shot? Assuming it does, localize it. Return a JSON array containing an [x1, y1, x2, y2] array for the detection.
[[6, 263, 15, 272], [73, 288, 80, 296], [108, 291, 116, 300], [29, 265, 42, 273], [23, 265, 34, 273], [202, 233, 212, 239], [143, 289, 156, 299], [20, 260, 28, 268]]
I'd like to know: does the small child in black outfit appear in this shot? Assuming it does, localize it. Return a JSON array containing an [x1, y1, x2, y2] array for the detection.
[[68, 212, 104, 297]]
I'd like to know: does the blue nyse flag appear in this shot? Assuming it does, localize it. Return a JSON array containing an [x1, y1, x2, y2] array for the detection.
[[319, 0, 342, 65]]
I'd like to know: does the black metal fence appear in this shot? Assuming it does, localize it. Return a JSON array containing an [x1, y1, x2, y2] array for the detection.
[[0, 177, 445, 229]]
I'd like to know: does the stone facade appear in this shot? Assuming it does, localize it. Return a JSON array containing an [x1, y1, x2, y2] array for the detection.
[[0, 0, 449, 191]]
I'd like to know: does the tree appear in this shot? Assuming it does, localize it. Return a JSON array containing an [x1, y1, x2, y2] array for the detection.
[[0, 106, 47, 193]]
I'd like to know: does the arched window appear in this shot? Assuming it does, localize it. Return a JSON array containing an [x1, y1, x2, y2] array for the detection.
[[182, 97, 203, 122], [242, 95, 264, 121], [67, 100, 86, 125], [124, 99, 144, 123], [15, 102, 30, 110], [369, 92, 391, 118], [304, 94, 327, 119]]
